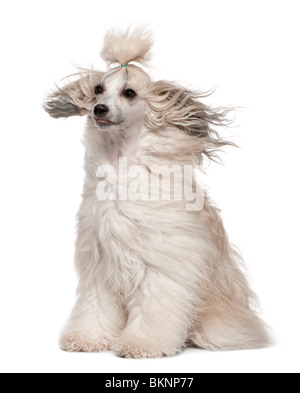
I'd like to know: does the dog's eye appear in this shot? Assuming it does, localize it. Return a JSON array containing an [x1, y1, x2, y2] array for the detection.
[[123, 89, 137, 99], [95, 85, 103, 95]]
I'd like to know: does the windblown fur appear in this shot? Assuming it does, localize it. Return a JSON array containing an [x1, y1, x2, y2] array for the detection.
[[101, 27, 153, 66], [44, 27, 269, 358]]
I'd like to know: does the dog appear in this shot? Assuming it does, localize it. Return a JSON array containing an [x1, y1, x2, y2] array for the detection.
[[44, 27, 269, 358]]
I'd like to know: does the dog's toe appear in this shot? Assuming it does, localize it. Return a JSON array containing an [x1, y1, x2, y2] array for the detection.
[[60, 334, 110, 353], [112, 338, 179, 359], [113, 344, 163, 358]]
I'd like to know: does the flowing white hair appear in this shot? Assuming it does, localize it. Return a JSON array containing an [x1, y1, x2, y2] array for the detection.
[[142, 81, 235, 163], [43, 70, 103, 118], [100, 27, 153, 67], [45, 27, 234, 166]]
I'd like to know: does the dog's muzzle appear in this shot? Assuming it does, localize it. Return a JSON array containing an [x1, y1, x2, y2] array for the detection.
[[93, 104, 112, 126], [94, 104, 109, 116]]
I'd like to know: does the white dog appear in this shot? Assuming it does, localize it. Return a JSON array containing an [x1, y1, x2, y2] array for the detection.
[[44, 28, 269, 357]]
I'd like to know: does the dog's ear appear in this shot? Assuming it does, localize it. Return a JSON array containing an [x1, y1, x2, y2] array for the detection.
[[144, 80, 234, 162], [44, 70, 103, 118]]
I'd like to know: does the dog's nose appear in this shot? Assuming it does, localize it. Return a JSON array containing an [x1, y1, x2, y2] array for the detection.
[[94, 104, 109, 116]]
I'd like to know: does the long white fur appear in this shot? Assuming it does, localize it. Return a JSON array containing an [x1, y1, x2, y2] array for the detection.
[[101, 26, 153, 66], [44, 27, 269, 357]]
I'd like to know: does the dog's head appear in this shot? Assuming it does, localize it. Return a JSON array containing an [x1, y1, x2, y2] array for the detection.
[[92, 65, 150, 132], [44, 27, 233, 161], [44, 28, 152, 133]]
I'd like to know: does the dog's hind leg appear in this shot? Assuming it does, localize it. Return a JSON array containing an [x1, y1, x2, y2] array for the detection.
[[189, 301, 269, 351], [188, 209, 270, 351], [188, 267, 270, 351]]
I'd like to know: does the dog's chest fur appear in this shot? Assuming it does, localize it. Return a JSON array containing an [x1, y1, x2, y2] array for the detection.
[[82, 120, 150, 295], [81, 119, 206, 298]]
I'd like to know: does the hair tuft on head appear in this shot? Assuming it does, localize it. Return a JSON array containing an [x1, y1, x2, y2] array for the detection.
[[100, 27, 153, 67]]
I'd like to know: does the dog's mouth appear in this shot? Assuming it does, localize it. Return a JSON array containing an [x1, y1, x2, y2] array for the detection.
[[94, 117, 113, 126], [93, 116, 123, 128]]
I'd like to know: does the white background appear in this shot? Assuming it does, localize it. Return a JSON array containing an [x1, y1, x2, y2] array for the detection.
[[0, 0, 299, 373]]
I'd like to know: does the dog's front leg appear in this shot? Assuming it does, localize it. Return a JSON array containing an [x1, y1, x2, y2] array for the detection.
[[59, 262, 127, 352], [112, 269, 193, 358], [59, 214, 126, 352], [59, 279, 125, 352]]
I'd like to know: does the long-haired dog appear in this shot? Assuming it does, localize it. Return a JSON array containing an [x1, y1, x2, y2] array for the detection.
[[44, 28, 269, 357]]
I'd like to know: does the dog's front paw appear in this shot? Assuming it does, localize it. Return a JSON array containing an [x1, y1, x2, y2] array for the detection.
[[60, 333, 111, 353], [112, 337, 179, 359], [112, 341, 163, 358]]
